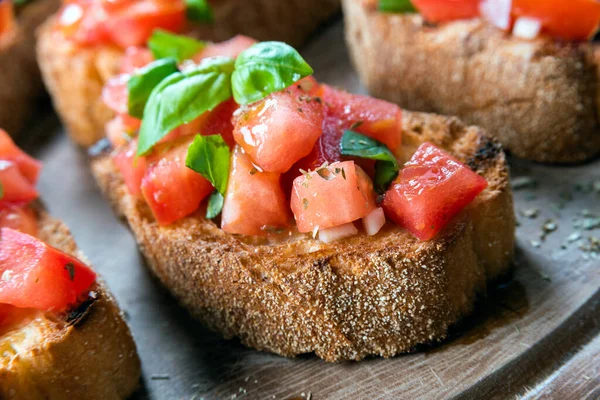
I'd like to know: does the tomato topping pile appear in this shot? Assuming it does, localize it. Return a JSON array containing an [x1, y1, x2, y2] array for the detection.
[[382, 143, 488, 241], [193, 35, 257, 63], [405, 0, 600, 41], [56, 0, 186, 48], [0, 130, 96, 326]]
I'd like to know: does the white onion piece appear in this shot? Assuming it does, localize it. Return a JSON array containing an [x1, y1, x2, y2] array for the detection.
[[480, 0, 512, 30], [318, 223, 358, 244], [512, 17, 542, 40], [362, 207, 386, 236]]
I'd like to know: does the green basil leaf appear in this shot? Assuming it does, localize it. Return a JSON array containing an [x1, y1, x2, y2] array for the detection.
[[127, 58, 179, 119], [232, 41, 313, 105], [137, 57, 235, 156], [379, 0, 416, 13], [148, 30, 207, 63], [340, 130, 399, 194], [205, 191, 224, 219], [185, 0, 214, 23], [0, 181, 4, 200], [185, 134, 230, 195]]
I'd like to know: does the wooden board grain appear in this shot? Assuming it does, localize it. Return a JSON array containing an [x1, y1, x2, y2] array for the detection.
[[20, 20, 600, 400]]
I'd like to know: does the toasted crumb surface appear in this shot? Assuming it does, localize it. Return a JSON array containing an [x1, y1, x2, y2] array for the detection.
[[343, 0, 600, 163], [91, 111, 515, 362], [0, 210, 141, 399], [0, 0, 60, 135], [37, 0, 341, 147]]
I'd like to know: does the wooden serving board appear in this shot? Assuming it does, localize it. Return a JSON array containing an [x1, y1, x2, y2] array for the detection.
[[22, 20, 600, 400]]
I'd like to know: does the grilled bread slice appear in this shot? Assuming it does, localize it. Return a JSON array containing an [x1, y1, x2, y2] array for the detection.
[[37, 0, 340, 148], [0, 0, 60, 136], [0, 208, 141, 399], [91, 111, 515, 362], [343, 0, 600, 164]]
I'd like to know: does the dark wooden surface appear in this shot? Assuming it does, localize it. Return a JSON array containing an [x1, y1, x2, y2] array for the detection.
[[20, 21, 600, 400]]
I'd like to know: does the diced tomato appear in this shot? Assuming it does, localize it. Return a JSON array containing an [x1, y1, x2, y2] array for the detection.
[[411, 0, 480, 22], [382, 143, 488, 241], [193, 35, 257, 62], [320, 84, 402, 152], [0, 130, 42, 185], [0, 0, 15, 37], [120, 46, 154, 74], [57, 0, 186, 48], [0, 228, 96, 312], [195, 98, 238, 148], [511, 0, 600, 42], [113, 139, 147, 196], [102, 74, 129, 115], [233, 90, 324, 173], [221, 146, 290, 235], [0, 161, 38, 206], [0, 206, 38, 237], [141, 137, 213, 225], [291, 161, 376, 233]]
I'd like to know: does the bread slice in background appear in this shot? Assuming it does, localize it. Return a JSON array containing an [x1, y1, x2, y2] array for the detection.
[[0, 0, 60, 136], [343, 0, 600, 164], [91, 111, 515, 362], [37, 0, 341, 148], [0, 208, 141, 399]]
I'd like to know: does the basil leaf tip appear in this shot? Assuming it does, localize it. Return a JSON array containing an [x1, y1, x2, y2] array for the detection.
[[340, 130, 399, 194], [379, 0, 417, 13], [148, 30, 207, 63], [206, 191, 224, 219], [185, 0, 214, 23], [127, 58, 179, 119], [136, 57, 235, 156], [232, 41, 314, 105], [186, 134, 231, 196]]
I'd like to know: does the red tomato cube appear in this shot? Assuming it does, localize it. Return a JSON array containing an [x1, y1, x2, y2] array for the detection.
[[291, 161, 377, 233], [320, 84, 402, 152], [113, 138, 148, 196], [120, 45, 154, 74], [0, 161, 38, 205], [0, 228, 96, 312], [233, 90, 324, 173], [382, 142, 488, 241], [193, 35, 257, 62], [0, 129, 42, 185], [141, 137, 213, 225], [221, 146, 291, 235], [411, 0, 481, 23], [0, 206, 38, 237]]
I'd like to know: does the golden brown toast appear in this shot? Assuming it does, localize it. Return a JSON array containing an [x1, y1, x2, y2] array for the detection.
[[343, 0, 600, 163], [37, 0, 341, 148], [0, 208, 141, 399], [0, 0, 60, 135], [91, 111, 515, 362]]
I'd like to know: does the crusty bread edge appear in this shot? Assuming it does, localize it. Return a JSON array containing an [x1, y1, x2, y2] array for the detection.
[[0, 209, 141, 399]]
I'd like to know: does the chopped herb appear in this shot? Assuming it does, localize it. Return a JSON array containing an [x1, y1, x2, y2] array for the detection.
[[350, 120, 363, 130], [302, 198, 309, 210], [249, 167, 258, 175], [64, 263, 75, 281], [185, 0, 214, 23], [341, 168, 346, 180], [0, 181, 3, 200], [316, 167, 335, 181]]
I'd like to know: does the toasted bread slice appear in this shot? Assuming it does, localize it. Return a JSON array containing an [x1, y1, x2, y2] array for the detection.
[[0, 207, 141, 399], [0, 0, 60, 135], [90, 111, 515, 362], [37, 0, 340, 148], [343, 0, 600, 163]]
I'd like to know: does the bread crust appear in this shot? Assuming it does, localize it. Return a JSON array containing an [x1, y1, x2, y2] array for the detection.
[[91, 111, 515, 362], [37, 0, 340, 148], [343, 0, 600, 163], [0, 209, 141, 399], [0, 0, 60, 135]]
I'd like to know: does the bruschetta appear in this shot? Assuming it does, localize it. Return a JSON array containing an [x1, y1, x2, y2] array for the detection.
[[0, 0, 60, 135], [343, 0, 600, 163], [0, 129, 140, 398], [89, 39, 515, 361], [37, 0, 340, 147]]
